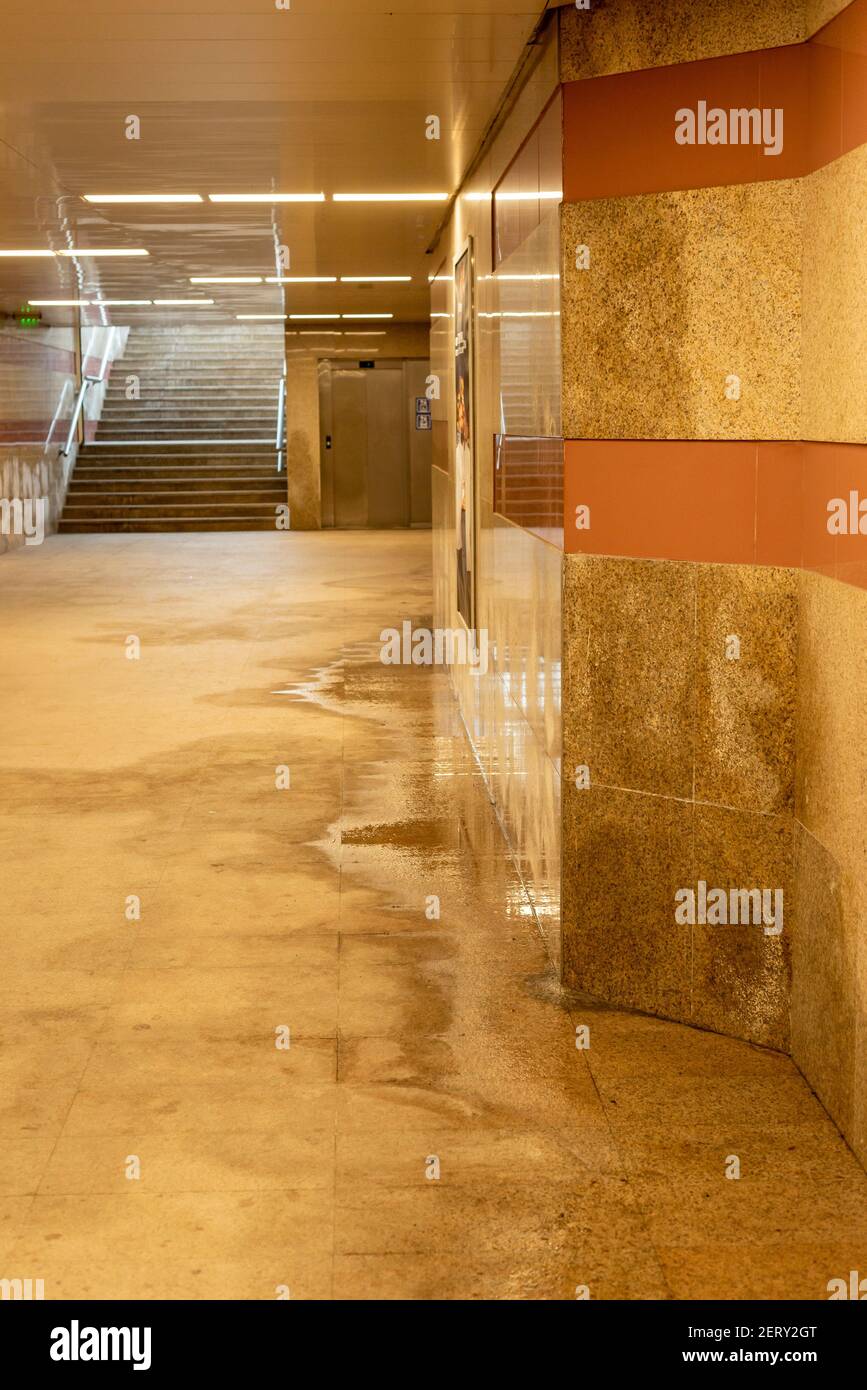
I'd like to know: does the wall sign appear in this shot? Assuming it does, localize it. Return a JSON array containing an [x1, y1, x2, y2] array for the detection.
[[454, 238, 476, 628]]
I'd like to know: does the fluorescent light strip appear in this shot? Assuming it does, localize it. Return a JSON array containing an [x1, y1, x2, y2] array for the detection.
[[94, 300, 152, 306], [236, 314, 287, 320], [0, 249, 55, 257], [208, 193, 325, 203], [289, 314, 340, 320], [265, 276, 336, 284], [343, 331, 386, 336], [340, 275, 411, 283], [153, 299, 215, 305], [341, 313, 392, 320], [300, 330, 342, 336], [83, 194, 203, 204], [59, 248, 149, 257], [190, 276, 262, 284], [332, 192, 448, 202], [28, 299, 90, 306]]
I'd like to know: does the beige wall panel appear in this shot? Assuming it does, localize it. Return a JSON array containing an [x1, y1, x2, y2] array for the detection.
[[806, 0, 855, 35], [803, 144, 867, 444], [559, 0, 806, 81], [561, 182, 804, 441]]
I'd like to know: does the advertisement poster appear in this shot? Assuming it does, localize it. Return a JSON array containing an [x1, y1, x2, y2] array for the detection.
[[454, 240, 475, 628]]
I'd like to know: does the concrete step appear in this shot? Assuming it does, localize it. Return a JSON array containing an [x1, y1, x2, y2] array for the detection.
[[79, 444, 277, 457], [62, 498, 285, 520], [58, 517, 282, 533], [116, 358, 281, 364], [66, 485, 285, 503], [111, 368, 282, 377], [102, 391, 279, 401], [74, 465, 278, 476], [99, 409, 277, 419], [94, 430, 276, 441]]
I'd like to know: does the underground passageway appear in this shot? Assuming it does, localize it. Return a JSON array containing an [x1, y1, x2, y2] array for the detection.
[[2, 0, 867, 1337], [2, 531, 866, 1301]]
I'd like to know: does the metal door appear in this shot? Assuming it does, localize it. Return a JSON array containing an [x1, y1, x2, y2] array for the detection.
[[323, 360, 428, 529]]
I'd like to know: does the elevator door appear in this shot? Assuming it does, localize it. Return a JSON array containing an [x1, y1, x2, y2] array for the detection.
[[330, 365, 409, 528]]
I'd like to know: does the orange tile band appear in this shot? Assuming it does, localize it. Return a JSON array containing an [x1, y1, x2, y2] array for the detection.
[[563, 0, 867, 201], [563, 439, 867, 590]]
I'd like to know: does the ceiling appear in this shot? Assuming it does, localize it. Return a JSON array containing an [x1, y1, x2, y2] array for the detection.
[[0, 0, 550, 327]]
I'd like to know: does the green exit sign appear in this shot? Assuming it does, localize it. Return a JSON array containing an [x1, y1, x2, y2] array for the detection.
[[15, 304, 41, 328]]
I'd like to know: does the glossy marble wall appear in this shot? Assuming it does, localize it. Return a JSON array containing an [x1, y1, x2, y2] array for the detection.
[[563, 554, 796, 1048], [794, 104, 867, 1159], [561, 182, 804, 442], [559, 0, 807, 80], [429, 23, 563, 965], [0, 322, 123, 554], [0, 324, 77, 446], [559, 0, 867, 1165]]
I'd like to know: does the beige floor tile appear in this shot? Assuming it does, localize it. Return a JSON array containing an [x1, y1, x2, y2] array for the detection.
[[38, 1129, 335, 1196], [2, 531, 865, 1301]]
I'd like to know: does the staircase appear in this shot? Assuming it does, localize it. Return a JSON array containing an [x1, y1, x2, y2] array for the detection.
[[59, 325, 287, 532]]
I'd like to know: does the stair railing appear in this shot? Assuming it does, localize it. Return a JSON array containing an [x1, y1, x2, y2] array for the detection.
[[275, 374, 286, 474], [60, 327, 116, 458]]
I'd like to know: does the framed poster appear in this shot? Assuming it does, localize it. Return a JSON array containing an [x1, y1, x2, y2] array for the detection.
[[453, 238, 475, 629]]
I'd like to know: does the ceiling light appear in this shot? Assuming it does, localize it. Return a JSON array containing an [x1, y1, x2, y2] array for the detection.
[[190, 276, 262, 284], [341, 313, 392, 319], [94, 299, 153, 306], [428, 274, 452, 282], [0, 249, 56, 257], [265, 276, 336, 284], [83, 194, 203, 204], [289, 313, 340, 320], [58, 248, 149, 257], [236, 314, 287, 320], [340, 275, 411, 283], [343, 331, 386, 337], [153, 298, 215, 305], [299, 330, 342, 336], [208, 193, 325, 203], [28, 299, 91, 306], [332, 192, 448, 202]]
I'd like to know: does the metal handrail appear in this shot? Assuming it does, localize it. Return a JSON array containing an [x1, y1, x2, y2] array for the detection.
[[59, 327, 116, 458], [59, 378, 91, 457], [275, 375, 286, 473]]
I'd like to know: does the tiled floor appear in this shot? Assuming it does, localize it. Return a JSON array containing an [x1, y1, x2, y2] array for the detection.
[[0, 529, 865, 1300]]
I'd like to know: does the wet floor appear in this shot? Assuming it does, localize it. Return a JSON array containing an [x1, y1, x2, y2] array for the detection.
[[1, 530, 866, 1299]]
